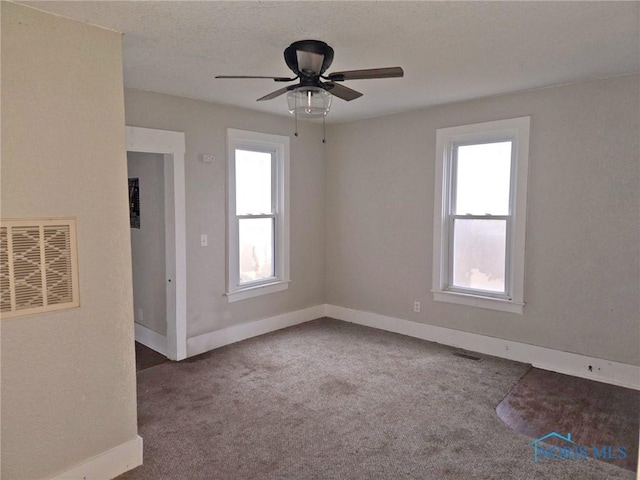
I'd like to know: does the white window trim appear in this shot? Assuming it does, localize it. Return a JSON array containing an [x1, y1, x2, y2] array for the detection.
[[432, 116, 530, 315], [226, 128, 290, 302]]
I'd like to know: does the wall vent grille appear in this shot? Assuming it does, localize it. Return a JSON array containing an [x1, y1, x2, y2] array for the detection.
[[1, 219, 79, 319]]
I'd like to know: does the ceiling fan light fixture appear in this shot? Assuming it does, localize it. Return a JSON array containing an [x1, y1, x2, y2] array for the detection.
[[287, 87, 332, 117], [295, 50, 324, 75]]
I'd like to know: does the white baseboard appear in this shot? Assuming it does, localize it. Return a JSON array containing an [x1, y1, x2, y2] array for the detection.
[[50, 435, 142, 480], [326, 305, 640, 390], [187, 304, 327, 357], [180, 302, 639, 389], [135, 322, 168, 357]]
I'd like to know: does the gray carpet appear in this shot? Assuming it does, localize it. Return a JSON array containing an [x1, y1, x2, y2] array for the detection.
[[118, 318, 634, 479]]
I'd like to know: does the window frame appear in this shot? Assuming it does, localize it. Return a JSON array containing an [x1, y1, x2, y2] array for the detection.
[[226, 129, 290, 302], [432, 117, 530, 314]]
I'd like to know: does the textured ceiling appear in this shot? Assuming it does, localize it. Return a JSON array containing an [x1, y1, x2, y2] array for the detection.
[[22, 1, 640, 123]]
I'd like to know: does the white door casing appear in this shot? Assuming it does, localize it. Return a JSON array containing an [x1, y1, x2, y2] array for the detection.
[[126, 126, 187, 361]]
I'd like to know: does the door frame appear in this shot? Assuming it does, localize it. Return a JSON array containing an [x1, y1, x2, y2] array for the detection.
[[126, 126, 187, 361]]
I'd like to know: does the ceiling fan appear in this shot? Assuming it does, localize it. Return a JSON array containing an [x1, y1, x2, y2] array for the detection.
[[216, 39, 404, 111]]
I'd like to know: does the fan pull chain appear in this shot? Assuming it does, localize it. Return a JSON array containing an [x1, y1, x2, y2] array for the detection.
[[322, 114, 326, 144], [294, 94, 298, 137]]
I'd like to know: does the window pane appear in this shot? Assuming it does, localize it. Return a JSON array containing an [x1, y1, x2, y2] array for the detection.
[[452, 219, 506, 293], [455, 141, 512, 215], [236, 149, 273, 215], [239, 218, 274, 283]]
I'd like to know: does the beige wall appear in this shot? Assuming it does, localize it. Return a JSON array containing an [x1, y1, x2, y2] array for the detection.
[[1, 2, 635, 478], [326, 75, 640, 366], [124, 89, 326, 338], [128, 152, 167, 336], [1, 3, 138, 479]]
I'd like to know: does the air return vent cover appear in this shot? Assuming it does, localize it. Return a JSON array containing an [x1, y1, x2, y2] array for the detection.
[[1, 219, 79, 319]]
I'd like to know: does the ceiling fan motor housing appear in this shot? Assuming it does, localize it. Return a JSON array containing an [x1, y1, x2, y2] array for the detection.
[[284, 40, 334, 82]]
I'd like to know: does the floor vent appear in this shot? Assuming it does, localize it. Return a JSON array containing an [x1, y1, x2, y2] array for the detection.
[[452, 351, 482, 361], [1, 218, 79, 319]]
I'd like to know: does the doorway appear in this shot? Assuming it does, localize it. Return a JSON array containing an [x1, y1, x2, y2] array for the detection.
[[126, 126, 186, 361]]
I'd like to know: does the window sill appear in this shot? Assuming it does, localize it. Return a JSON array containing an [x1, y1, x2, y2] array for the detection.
[[432, 290, 524, 315], [226, 280, 290, 303]]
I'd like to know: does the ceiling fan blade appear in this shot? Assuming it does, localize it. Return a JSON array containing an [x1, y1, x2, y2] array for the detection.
[[327, 67, 404, 82], [216, 75, 297, 82], [323, 82, 363, 101], [257, 86, 291, 101]]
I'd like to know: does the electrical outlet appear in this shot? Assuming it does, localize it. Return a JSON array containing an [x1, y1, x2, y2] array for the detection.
[[138, 308, 143, 323], [413, 301, 421, 313], [201, 234, 208, 247]]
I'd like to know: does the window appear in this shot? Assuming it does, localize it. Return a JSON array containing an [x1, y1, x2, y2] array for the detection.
[[432, 117, 530, 314], [226, 129, 290, 302]]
